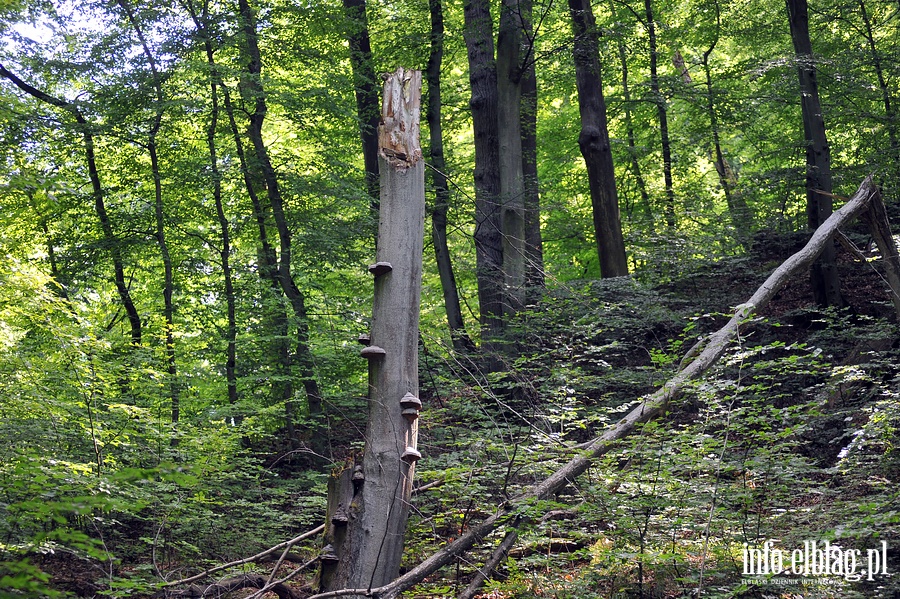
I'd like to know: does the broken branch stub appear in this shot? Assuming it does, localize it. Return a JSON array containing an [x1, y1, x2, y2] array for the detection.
[[378, 68, 422, 169]]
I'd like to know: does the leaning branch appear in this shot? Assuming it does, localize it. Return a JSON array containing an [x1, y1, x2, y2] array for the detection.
[[305, 175, 880, 599]]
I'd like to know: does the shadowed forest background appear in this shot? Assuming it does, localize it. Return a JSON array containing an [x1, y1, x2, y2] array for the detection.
[[1, 0, 899, 597]]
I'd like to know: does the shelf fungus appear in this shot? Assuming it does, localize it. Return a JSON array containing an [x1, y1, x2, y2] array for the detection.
[[401, 446, 422, 463], [402, 407, 419, 423], [399, 392, 422, 410], [320, 544, 339, 562], [357, 333, 371, 346], [368, 261, 393, 277], [351, 465, 365, 493], [331, 506, 349, 526], [360, 345, 386, 359]]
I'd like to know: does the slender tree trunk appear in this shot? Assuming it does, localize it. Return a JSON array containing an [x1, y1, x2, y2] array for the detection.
[[426, 0, 474, 351], [858, 0, 900, 172], [497, 0, 527, 315], [236, 0, 323, 440], [644, 0, 676, 230], [569, 0, 628, 277], [187, 0, 239, 410], [343, 0, 381, 217], [0, 64, 142, 345], [320, 69, 425, 596], [702, 0, 752, 247], [220, 75, 292, 416], [786, 0, 843, 307], [610, 0, 652, 225], [118, 0, 179, 423], [463, 0, 505, 360], [519, 0, 544, 298]]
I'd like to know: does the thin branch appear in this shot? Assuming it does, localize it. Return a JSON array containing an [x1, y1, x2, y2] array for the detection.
[[162, 524, 324, 588]]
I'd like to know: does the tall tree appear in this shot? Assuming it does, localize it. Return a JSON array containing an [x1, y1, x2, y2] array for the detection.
[[463, 0, 505, 358], [569, 0, 629, 277], [496, 0, 528, 314], [186, 0, 239, 410], [343, 0, 381, 215], [701, 0, 752, 245], [519, 0, 544, 297], [117, 0, 180, 422], [786, 0, 843, 307], [609, 0, 652, 225], [426, 0, 474, 351], [644, 0, 676, 230], [235, 0, 323, 437]]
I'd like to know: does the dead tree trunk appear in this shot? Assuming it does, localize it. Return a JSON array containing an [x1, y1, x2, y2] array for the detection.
[[307, 175, 883, 599], [319, 69, 425, 596]]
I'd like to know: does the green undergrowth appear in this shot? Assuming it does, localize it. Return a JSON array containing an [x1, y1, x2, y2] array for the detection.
[[410, 257, 900, 599], [3, 252, 899, 598]]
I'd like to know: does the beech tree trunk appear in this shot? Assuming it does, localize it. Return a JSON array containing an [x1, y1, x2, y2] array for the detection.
[[236, 0, 323, 440], [609, 0, 652, 225], [426, 0, 474, 351], [786, 0, 844, 307], [343, 0, 381, 215], [319, 69, 425, 596], [702, 0, 752, 246], [569, 0, 629, 277], [118, 0, 179, 422], [497, 0, 527, 315], [464, 0, 506, 360], [187, 0, 239, 411], [520, 4, 545, 298]]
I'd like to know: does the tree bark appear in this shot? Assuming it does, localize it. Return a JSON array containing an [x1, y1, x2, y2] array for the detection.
[[343, 0, 381, 216], [643, 0, 676, 230], [0, 63, 142, 345], [569, 0, 629, 277], [320, 69, 425, 597], [463, 0, 505, 360], [786, 0, 844, 307], [519, 0, 544, 298], [306, 175, 882, 599], [497, 0, 527, 315], [426, 0, 474, 351]]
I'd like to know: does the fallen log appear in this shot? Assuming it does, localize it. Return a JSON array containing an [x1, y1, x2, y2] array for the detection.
[[310, 176, 886, 599]]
